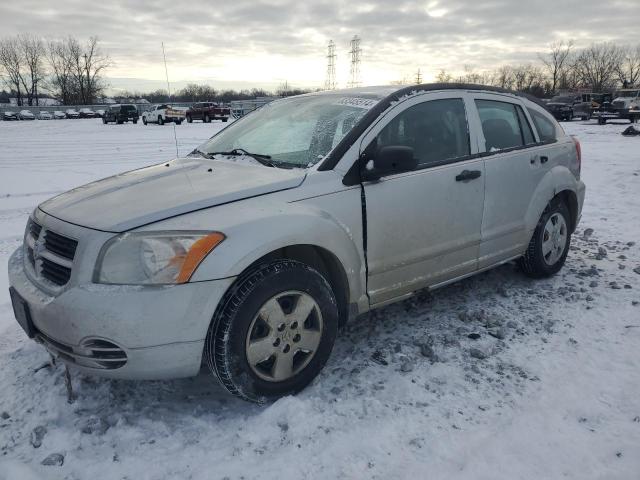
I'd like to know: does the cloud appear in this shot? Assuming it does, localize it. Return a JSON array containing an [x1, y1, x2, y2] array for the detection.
[[1, 0, 638, 91]]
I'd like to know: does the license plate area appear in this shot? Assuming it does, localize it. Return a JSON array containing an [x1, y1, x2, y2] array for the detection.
[[9, 287, 36, 338]]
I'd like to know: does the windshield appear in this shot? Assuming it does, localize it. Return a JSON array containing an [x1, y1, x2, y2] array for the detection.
[[198, 94, 378, 168], [615, 90, 639, 98]]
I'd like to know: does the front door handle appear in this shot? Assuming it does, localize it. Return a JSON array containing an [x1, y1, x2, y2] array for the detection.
[[540, 156, 549, 164], [455, 169, 482, 182]]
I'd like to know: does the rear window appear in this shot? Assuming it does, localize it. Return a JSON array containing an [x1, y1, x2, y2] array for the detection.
[[122, 105, 137, 112], [476, 100, 531, 151], [527, 108, 559, 143]]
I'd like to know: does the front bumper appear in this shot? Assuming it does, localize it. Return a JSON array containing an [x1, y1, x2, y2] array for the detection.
[[8, 247, 234, 380]]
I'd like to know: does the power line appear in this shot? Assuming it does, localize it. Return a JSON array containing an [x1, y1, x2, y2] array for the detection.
[[415, 68, 422, 84]]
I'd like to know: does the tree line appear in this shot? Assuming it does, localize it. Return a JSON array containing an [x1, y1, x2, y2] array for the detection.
[[434, 41, 640, 97], [0, 35, 110, 106], [114, 82, 314, 104]]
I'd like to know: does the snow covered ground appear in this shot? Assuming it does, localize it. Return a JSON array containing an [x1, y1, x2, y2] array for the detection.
[[0, 118, 639, 479]]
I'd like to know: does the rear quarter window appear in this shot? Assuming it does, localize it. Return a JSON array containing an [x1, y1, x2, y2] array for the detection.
[[527, 107, 563, 143]]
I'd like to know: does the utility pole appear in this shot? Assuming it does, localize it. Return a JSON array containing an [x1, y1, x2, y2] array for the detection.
[[415, 68, 422, 84], [324, 40, 337, 90], [348, 35, 362, 88]]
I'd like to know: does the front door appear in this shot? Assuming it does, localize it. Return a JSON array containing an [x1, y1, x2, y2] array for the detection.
[[361, 94, 485, 306]]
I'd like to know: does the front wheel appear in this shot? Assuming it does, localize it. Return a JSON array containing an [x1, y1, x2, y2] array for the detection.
[[142, 117, 147, 125], [519, 199, 571, 278], [102, 117, 107, 124], [158, 116, 164, 125], [205, 260, 339, 403], [204, 114, 210, 123]]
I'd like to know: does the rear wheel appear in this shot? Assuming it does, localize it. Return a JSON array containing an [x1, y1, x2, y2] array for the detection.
[[133, 119, 138, 124], [519, 199, 571, 278], [142, 117, 147, 125], [158, 116, 164, 125], [598, 117, 607, 125], [204, 114, 210, 123], [205, 260, 339, 402], [187, 114, 193, 123], [102, 117, 107, 124]]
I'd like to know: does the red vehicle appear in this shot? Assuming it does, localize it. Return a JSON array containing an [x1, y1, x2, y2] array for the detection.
[[186, 102, 230, 123]]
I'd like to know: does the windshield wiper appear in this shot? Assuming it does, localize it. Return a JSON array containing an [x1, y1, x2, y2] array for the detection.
[[206, 148, 276, 167], [188, 148, 208, 158]]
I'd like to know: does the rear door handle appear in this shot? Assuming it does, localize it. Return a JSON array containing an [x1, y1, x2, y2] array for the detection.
[[455, 169, 482, 182]]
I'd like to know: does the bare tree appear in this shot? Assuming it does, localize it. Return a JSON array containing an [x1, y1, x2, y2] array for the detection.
[[46, 36, 110, 105], [47, 38, 76, 105], [0, 37, 26, 105], [574, 42, 624, 91], [616, 44, 640, 87], [80, 37, 111, 104], [539, 40, 574, 93], [18, 34, 46, 105], [435, 69, 453, 83]]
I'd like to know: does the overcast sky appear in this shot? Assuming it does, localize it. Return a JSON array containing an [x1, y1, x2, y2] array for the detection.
[[1, 0, 638, 93]]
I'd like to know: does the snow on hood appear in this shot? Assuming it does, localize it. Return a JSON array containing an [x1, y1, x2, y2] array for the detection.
[[38, 157, 306, 232]]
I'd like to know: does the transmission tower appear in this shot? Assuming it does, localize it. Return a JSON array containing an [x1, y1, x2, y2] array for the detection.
[[415, 68, 422, 84], [348, 35, 362, 88], [324, 40, 337, 90]]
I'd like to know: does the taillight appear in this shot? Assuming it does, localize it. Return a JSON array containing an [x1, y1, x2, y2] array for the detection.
[[571, 135, 581, 175]]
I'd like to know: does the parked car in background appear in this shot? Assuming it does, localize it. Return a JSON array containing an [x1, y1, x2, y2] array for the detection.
[[103, 104, 139, 124], [571, 93, 613, 120], [95, 109, 105, 118], [8, 84, 585, 403], [18, 110, 35, 120], [53, 111, 66, 120], [65, 109, 80, 119], [79, 108, 96, 118], [545, 95, 580, 121], [3, 111, 18, 121], [186, 102, 230, 123], [142, 104, 185, 125], [38, 111, 53, 120], [596, 89, 640, 124]]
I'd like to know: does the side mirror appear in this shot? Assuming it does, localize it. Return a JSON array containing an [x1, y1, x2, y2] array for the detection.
[[362, 145, 417, 181]]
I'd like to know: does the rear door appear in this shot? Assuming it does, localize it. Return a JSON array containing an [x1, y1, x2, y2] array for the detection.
[[470, 94, 553, 268], [361, 93, 485, 306]]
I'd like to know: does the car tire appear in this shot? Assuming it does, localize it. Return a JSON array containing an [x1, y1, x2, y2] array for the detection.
[[205, 259, 339, 403], [133, 119, 138, 124], [102, 117, 107, 124], [187, 115, 192, 123], [598, 117, 606, 125], [204, 114, 210, 123], [117, 119, 123, 124], [222, 118, 228, 122], [158, 116, 164, 125], [519, 199, 572, 278], [142, 117, 147, 125]]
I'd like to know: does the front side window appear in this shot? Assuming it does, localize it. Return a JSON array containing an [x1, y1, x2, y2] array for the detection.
[[476, 99, 531, 151], [372, 98, 470, 167]]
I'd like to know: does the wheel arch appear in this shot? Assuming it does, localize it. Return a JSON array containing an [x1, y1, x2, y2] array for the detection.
[[236, 244, 352, 327]]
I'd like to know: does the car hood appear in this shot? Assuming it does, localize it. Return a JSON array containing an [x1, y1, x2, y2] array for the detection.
[[39, 157, 307, 232]]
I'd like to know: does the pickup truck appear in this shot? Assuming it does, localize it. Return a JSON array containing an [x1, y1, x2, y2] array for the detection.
[[142, 104, 185, 125], [596, 89, 640, 124], [186, 102, 230, 123]]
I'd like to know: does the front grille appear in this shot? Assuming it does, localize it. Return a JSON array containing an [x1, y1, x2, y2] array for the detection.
[[41, 257, 72, 285], [44, 230, 78, 260], [36, 333, 128, 370], [24, 218, 78, 287]]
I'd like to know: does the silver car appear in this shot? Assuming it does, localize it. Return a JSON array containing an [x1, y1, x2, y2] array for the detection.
[[8, 84, 585, 402]]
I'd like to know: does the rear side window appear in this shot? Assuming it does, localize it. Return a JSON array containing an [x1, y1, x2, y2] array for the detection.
[[373, 98, 470, 167], [476, 99, 532, 151], [527, 108, 558, 143]]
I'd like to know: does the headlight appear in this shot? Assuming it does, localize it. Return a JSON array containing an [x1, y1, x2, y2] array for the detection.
[[95, 231, 225, 285]]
